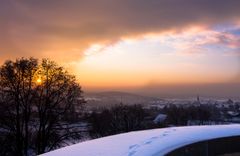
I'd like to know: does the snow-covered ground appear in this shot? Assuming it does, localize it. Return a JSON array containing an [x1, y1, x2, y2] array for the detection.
[[42, 124, 240, 156]]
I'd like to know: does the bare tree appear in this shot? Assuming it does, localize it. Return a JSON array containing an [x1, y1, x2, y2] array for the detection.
[[0, 58, 85, 155], [0, 58, 38, 156], [34, 59, 85, 154]]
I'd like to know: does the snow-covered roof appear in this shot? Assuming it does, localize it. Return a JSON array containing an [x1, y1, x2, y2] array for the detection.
[[227, 111, 239, 116], [42, 124, 240, 156], [153, 113, 167, 124]]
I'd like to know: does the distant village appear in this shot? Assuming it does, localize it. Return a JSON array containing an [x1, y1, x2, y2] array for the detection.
[[84, 92, 240, 133], [146, 96, 240, 124]]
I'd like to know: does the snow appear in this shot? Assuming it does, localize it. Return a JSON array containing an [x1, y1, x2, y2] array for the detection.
[[227, 111, 239, 116], [153, 114, 167, 124], [41, 124, 240, 156]]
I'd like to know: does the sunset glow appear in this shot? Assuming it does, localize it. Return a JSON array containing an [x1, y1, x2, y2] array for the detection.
[[74, 27, 240, 89], [36, 78, 42, 84], [2, 1, 240, 155], [1, 0, 240, 96]]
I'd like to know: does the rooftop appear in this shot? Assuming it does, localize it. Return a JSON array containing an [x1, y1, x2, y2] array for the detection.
[[42, 124, 240, 156]]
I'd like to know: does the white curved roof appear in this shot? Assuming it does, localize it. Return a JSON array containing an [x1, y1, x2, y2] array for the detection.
[[42, 124, 240, 156]]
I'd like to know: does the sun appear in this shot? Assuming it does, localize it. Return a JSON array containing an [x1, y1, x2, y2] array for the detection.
[[36, 78, 42, 84]]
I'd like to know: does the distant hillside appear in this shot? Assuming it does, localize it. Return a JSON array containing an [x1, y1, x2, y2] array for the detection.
[[84, 91, 163, 109]]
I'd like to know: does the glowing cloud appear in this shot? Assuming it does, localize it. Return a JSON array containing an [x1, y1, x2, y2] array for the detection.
[[1, 0, 240, 63], [0, 0, 240, 96]]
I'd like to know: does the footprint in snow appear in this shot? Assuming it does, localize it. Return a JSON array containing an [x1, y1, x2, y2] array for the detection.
[[143, 136, 159, 145], [129, 144, 139, 150], [128, 150, 136, 156]]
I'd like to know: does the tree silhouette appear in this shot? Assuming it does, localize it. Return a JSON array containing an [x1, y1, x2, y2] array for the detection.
[[89, 104, 146, 138], [0, 58, 38, 156], [0, 58, 85, 155]]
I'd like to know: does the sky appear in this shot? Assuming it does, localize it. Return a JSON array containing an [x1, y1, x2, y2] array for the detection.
[[0, 0, 240, 97]]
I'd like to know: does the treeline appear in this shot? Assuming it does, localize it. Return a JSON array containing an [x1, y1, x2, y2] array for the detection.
[[88, 105, 146, 137], [87, 104, 213, 138], [163, 105, 211, 126]]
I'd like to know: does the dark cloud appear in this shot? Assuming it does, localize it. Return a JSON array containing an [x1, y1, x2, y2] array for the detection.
[[0, 0, 240, 63]]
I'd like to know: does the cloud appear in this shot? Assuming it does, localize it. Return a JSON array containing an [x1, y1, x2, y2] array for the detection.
[[142, 26, 240, 56], [1, 0, 240, 63]]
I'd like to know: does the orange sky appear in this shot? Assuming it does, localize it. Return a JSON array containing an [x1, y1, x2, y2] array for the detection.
[[71, 30, 239, 89], [0, 0, 240, 97]]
